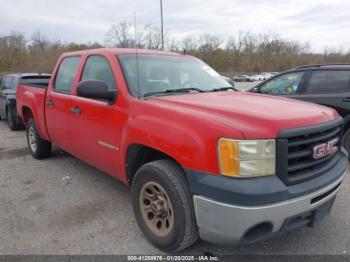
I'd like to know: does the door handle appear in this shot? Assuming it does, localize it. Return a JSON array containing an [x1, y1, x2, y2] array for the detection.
[[343, 98, 350, 102], [47, 100, 55, 107], [70, 107, 81, 115]]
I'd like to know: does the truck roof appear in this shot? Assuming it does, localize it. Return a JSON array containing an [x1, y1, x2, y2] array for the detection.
[[61, 48, 188, 57]]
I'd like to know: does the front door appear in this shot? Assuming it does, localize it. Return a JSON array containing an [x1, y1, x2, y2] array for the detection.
[[69, 55, 124, 177]]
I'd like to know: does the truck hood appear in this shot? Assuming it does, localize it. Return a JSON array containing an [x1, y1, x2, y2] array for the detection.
[[151, 92, 339, 139]]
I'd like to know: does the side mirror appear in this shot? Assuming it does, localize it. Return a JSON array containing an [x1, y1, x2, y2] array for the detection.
[[251, 87, 259, 93], [76, 80, 117, 103]]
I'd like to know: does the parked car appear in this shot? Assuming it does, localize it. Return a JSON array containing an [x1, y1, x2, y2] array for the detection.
[[251, 74, 268, 81], [0, 73, 51, 130], [233, 75, 253, 82], [17, 49, 347, 252], [248, 64, 350, 155]]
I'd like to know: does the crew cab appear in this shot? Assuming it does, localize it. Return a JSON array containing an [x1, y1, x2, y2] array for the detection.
[[0, 73, 50, 130], [17, 49, 348, 252]]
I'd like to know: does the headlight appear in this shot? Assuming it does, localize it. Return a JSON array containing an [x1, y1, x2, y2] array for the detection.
[[218, 138, 275, 178]]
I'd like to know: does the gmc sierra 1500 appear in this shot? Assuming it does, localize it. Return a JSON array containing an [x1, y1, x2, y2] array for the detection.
[[17, 48, 348, 252]]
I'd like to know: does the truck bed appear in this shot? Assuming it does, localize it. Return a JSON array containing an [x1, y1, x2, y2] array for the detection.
[[16, 84, 49, 140], [19, 75, 50, 89]]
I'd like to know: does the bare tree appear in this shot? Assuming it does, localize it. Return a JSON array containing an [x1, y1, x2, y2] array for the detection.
[[106, 22, 133, 48], [143, 25, 163, 50], [181, 35, 198, 53], [29, 31, 50, 53], [198, 34, 221, 53]]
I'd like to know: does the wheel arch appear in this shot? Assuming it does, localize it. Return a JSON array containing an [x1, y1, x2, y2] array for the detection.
[[21, 106, 34, 126], [125, 144, 188, 186]]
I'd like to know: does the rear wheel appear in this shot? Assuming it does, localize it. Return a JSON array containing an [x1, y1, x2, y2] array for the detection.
[[26, 119, 52, 159], [131, 159, 198, 253], [342, 128, 350, 158], [6, 108, 21, 131]]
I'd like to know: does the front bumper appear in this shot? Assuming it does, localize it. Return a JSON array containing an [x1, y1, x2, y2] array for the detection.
[[193, 170, 345, 245]]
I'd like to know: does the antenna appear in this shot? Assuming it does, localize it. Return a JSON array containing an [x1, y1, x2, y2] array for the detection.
[[134, 10, 141, 99], [160, 0, 164, 50]]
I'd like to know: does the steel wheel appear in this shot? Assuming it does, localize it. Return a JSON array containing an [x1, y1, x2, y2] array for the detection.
[[28, 126, 37, 152], [140, 181, 174, 237]]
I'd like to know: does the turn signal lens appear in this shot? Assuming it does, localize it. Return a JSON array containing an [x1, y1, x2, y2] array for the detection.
[[219, 139, 239, 177]]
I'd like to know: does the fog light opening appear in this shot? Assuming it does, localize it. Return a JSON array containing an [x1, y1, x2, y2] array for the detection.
[[243, 222, 273, 243]]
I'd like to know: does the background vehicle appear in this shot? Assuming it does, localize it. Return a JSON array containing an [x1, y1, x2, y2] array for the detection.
[[251, 74, 268, 81], [0, 73, 50, 130], [16, 49, 347, 252], [249, 64, 350, 155], [233, 75, 253, 82]]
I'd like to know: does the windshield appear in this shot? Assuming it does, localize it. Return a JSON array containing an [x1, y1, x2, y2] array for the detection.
[[118, 54, 232, 97]]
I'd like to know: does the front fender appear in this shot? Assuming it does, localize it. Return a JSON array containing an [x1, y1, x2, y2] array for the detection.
[[120, 114, 221, 176]]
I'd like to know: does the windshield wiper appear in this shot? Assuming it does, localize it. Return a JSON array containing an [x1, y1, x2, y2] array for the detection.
[[210, 87, 236, 92], [144, 88, 204, 97]]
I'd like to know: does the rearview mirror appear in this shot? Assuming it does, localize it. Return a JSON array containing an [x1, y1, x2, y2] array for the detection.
[[76, 80, 117, 103]]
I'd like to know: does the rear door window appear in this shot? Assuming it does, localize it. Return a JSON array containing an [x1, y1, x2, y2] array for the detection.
[[307, 70, 350, 93], [54, 56, 81, 93]]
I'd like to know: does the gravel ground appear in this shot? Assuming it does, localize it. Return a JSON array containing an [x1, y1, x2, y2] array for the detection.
[[0, 111, 349, 255]]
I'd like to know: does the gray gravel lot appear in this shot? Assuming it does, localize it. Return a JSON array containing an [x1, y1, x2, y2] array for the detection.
[[0, 110, 349, 255]]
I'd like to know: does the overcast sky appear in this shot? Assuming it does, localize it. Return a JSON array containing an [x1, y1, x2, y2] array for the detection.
[[1, 0, 350, 52]]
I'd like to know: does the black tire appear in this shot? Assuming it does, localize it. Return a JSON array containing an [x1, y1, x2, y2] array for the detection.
[[342, 128, 350, 159], [131, 159, 198, 253], [6, 108, 21, 131], [26, 118, 52, 159]]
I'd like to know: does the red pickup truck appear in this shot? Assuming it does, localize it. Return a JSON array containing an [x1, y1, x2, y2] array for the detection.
[[17, 48, 348, 252]]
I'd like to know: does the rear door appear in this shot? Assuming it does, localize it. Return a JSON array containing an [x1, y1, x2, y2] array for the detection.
[[45, 56, 81, 151], [68, 55, 123, 176], [297, 70, 350, 118]]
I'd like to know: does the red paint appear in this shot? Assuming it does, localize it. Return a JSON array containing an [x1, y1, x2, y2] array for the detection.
[[16, 48, 340, 186]]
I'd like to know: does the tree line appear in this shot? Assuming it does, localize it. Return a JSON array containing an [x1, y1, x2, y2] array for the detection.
[[1, 23, 350, 76]]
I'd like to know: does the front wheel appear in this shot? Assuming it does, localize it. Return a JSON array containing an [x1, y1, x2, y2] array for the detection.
[[131, 160, 198, 253], [26, 119, 52, 159]]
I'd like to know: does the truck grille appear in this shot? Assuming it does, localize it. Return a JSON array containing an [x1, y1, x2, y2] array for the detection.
[[276, 118, 343, 185]]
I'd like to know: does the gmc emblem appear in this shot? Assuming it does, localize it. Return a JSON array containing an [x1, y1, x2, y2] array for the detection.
[[313, 137, 339, 160]]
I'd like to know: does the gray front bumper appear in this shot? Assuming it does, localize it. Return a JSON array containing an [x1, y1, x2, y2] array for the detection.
[[193, 171, 346, 245]]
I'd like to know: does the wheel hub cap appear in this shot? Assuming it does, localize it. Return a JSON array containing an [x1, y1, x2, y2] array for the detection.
[[140, 181, 174, 237]]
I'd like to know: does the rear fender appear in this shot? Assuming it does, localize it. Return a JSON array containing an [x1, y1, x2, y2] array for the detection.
[[19, 91, 50, 140]]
